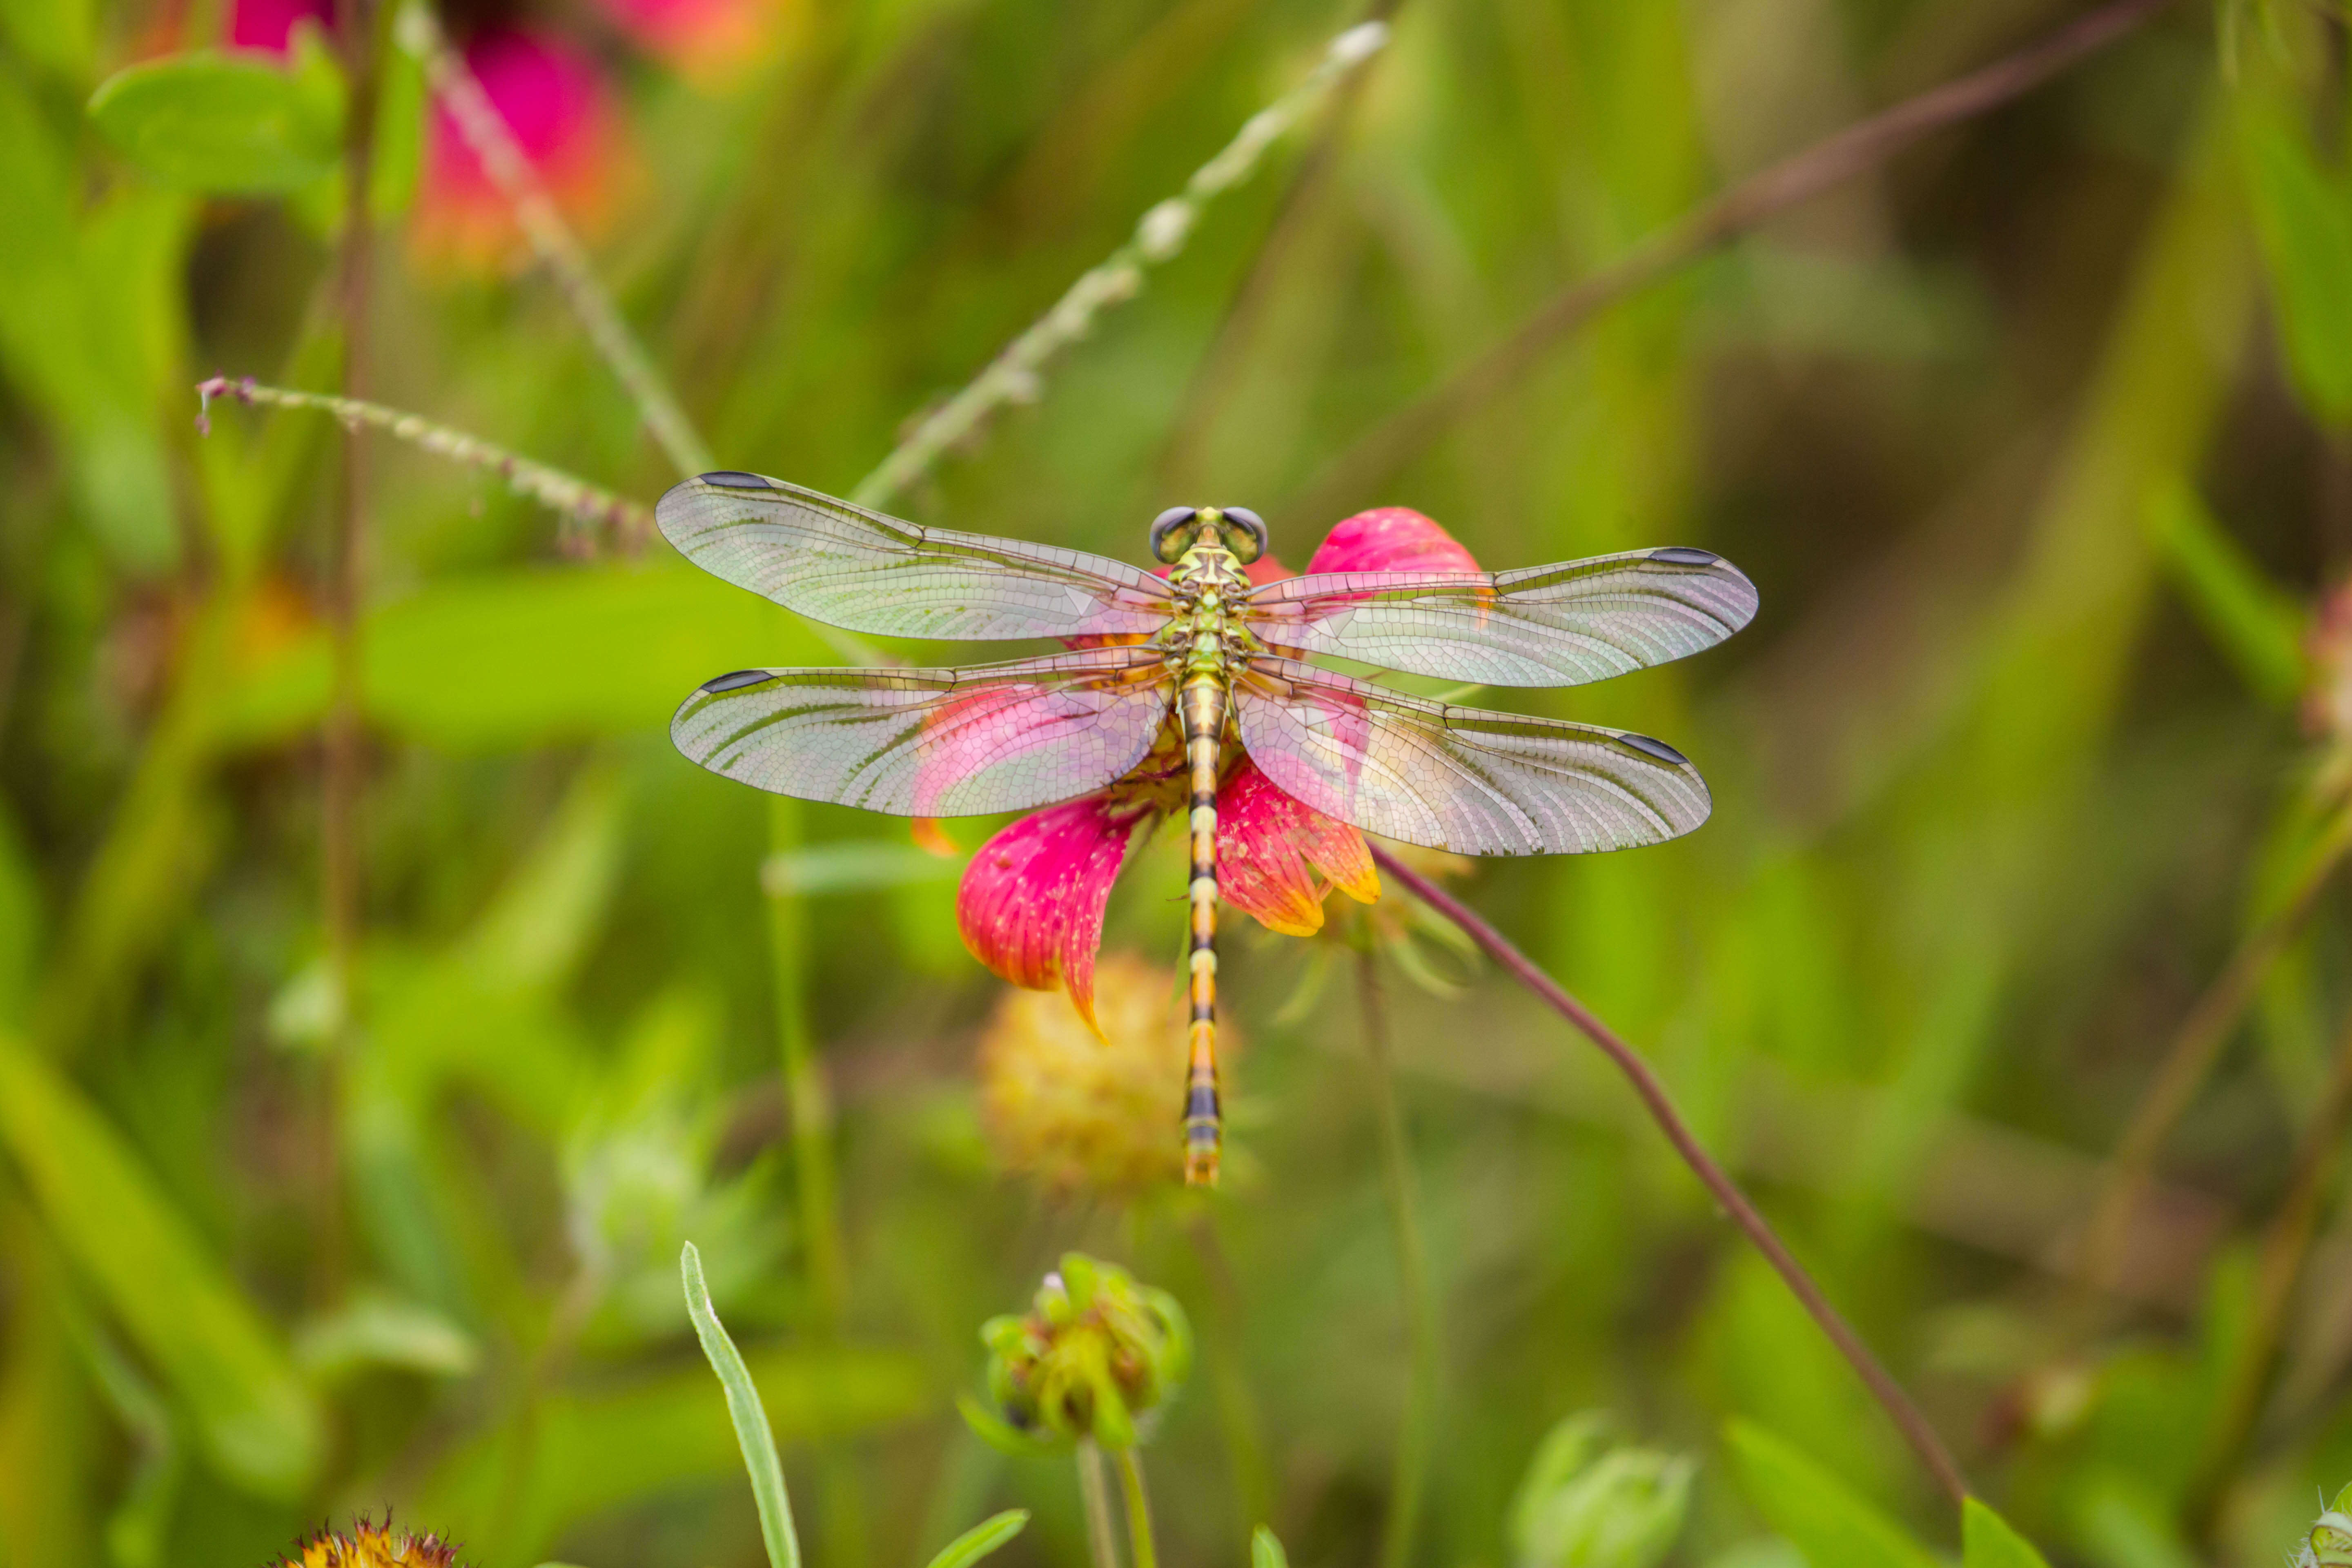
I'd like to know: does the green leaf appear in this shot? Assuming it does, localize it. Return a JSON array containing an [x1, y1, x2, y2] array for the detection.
[[2143, 479, 2306, 708], [89, 51, 341, 194], [2240, 107, 2352, 426], [0, 1037, 323, 1497], [292, 1293, 480, 1381], [1962, 1499, 2049, 1568], [1723, 1421, 1939, 1568], [214, 562, 838, 750], [683, 1240, 803, 1568], [922, 1510, 1031, 1568], [1254, 1526, 1290, 1568]]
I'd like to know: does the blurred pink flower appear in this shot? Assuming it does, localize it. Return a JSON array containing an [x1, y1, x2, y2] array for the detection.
[[227, 0, 327, 53], [412, 29, 634, 273], [956, 507, 1476, 1031]]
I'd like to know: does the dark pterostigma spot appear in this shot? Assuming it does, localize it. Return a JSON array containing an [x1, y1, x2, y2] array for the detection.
[[698, 470, 772, 488], [1618, 732, 1690, 766], [700, 669, 775, 693], [1648, 546, 1721, 566]]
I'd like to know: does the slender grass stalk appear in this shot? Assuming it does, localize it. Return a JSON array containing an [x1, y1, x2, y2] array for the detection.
[[683, 1241, 803, 1568], [194, 379, 654, 544], [1356, 947, 1437, 1568], [1076, 1442, 1123, 1568], [1114, 1448, 1159, 1568], [851, 18, 1391, 511], [1369, 845, 1969, 1513], [2185, 1002, 2352, 1532], [396, 3, 714, 478], [2078, 793, 2352, 1298], [1281, 0, 2175, 524]]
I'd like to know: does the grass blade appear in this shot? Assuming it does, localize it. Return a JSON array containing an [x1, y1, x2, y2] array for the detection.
[[1253, 1526, 1289, 1568], [922, 1509, 1031, 1568], [682, 1241, 801, 1568]]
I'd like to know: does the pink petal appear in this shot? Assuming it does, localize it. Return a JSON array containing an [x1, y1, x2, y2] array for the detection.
[[957, 796, 1145, 1036], [414, 30, 627, 270], [1305, 507, 1481, 576], [1217, 757, 1378, 937], [228, 0, 329, 53]]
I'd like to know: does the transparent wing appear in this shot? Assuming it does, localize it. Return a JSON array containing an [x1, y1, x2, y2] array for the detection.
[[659, 471, 1176, 640], [673, 645, 1175, 816], [1232, 656, 1710, 855], [1242, 546, 1756, 686]]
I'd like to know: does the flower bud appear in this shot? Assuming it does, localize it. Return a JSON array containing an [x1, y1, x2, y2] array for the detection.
[[2296, 1484, 2352, 1568], [1508, 1413, 1694, 1568], [966, 1254, 1190, 1452]]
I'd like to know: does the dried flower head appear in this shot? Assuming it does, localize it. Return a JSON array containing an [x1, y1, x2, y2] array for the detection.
[[964, 1254, 1190, 1452], [274, 1515, 465, 1568], [978, 951, 1236, 1195]]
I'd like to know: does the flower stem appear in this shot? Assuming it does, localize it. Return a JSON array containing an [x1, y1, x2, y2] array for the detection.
[[316, 0, 386, 1303], [398, 3, 714, 478], [1076, 1442, 1123, 1568], [1369, 845, 1969, 1513], [1114, 1447, 1159, 1568], [1356, 947, 1437, 1568]]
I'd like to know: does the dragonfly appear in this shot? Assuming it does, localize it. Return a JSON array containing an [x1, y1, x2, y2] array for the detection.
[[661, 471, 1758, 1187]]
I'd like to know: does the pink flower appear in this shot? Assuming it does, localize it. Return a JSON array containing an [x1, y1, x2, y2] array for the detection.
[[411, 29, 634, 273], [227, 0, 327, 53], [956, 507, 1474, 1032]]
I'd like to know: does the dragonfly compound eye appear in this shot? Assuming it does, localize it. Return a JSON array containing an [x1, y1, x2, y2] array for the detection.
[[1150, 506, 1201, 563], [1221, 506, 1268, 564]]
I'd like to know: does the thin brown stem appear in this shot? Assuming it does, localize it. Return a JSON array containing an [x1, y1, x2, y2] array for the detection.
[[1369, 845, 1969, 1513], [2186, 1004, 2352, 1533], [2079, 797, 2352, 1299], [1280, 0, 2174, 525], [316, 0, 383, 1300]]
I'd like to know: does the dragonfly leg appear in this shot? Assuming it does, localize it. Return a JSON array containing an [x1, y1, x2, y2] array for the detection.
[[1179, 673, 1227, 1187]]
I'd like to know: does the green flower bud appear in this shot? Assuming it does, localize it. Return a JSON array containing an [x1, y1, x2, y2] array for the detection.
[[964, 1254, 1190, 1453], [1509, 1413, 1695, 1568], [2296, 1485, 2352, 1568]]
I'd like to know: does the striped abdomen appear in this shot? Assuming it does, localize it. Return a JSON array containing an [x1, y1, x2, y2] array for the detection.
[[1178, 669, 1227, 1186]]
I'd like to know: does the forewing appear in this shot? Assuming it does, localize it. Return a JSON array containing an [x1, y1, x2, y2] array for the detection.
[[659, 471, 1175, 639], [1232, 656, 1709, 855], [1243, 546, 1756, 685], [673, 645, 1174, 816]]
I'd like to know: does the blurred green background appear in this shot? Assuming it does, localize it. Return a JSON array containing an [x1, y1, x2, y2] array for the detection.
[[4, 0, 2352, 1565]]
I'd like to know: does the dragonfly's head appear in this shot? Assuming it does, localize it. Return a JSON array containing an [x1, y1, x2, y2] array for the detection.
[[1150, 506, 1267, 567]]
